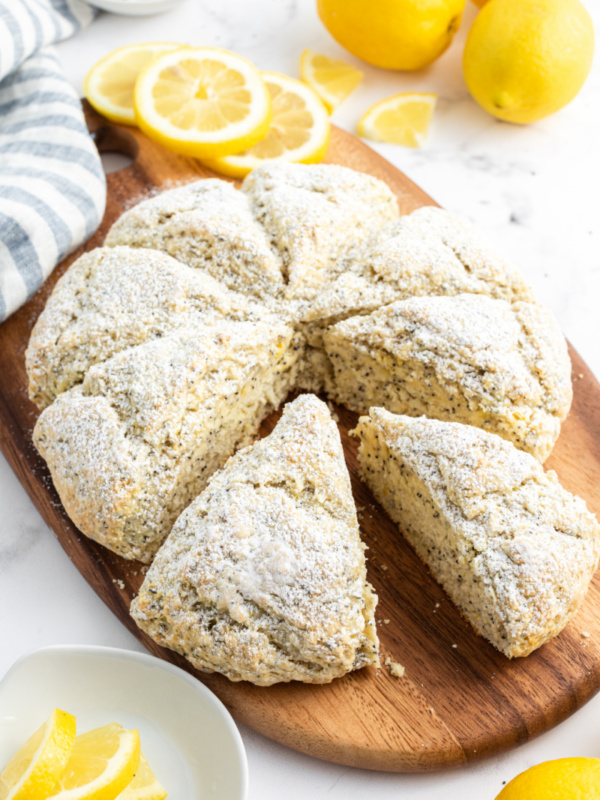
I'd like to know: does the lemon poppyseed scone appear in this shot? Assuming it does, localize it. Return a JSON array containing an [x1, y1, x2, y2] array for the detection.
[[324, 293, 572, 461], [291, 205, 535, 392], [26, 246, 258, 410], [354, 409, 600, 658], [104, 180, 285, 299], [131, 394, 379, 685], [294, 206, 534, 329], [33, 321, 303, 562], [241, 162, 399, 301], [105, 164, 399, 304]]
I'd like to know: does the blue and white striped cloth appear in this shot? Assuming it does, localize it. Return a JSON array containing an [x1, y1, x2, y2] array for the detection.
[[0, 1, 105, 322]]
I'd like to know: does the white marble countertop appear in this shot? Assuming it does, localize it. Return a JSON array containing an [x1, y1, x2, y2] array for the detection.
[[1, 1, 599, 797]]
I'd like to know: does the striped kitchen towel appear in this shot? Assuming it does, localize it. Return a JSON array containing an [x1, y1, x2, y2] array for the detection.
[[0, 0, 106, 322]]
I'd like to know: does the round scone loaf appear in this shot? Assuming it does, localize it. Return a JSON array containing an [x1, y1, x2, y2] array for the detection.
[[27, 162, 576, 575], [324, 293, 572, 461], [131, 394, 380, 685], [354, 409, 600, 659]]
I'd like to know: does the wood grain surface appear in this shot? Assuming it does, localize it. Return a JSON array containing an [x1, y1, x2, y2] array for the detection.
[[1, 102, 600, 772]]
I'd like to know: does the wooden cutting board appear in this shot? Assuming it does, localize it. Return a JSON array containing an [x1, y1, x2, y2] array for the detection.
[[2, 102, 600, 772]]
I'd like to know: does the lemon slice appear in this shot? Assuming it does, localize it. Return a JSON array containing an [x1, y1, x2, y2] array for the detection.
[[204, 71, 330, 178], [84, 43, 181, 125], [299, 49, 363, 112], [117, 755, 166, 800], [134, 47, 272, 159], [358, 92, 437, 148], [0, 709, 76, 800], [48, 723, 140, 800]]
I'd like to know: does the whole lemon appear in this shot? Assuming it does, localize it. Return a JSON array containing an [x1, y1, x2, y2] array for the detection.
[[463, 0, 594, 124], [317, 0, 466, 71], [495, 758, 600, 800]]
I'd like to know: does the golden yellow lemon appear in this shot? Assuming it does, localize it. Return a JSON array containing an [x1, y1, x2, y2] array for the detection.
[[317, 0, 466, 71], [463, 0, 594, 124], [495, 757, 600, 800]]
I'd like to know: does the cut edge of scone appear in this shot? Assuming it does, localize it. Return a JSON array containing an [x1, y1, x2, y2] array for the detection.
[[353, 408, 600, 658], [324, 293, 572, 462], [33, 320, 304, 563], [131, 393, 380, 685]]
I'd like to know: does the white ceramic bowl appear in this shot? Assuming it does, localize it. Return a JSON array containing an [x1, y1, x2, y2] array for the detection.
[[83, 0, 185, 16], [0, 645, 248, 800]]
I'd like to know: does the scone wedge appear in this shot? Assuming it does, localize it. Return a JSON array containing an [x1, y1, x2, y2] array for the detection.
[[354, 409, 600, 658], [131, 394, 380, 685], [325, 293, 572, 461], [34, 321, 302, 562], [26, 246, 257, 410]]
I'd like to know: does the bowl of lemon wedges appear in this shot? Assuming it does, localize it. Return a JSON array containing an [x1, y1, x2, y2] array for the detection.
[[0, 646, 247, 800]]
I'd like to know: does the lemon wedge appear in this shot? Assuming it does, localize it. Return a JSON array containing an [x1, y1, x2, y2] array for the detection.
[[299, 50, 363, 112], [0, 709, 76, 800], [358, 92, 437, 148], [133, 47, 272, 159], [117, 755, 166, 800], [84, 43, 180, 125], [48, 723, 140, 800], [204, 71, 330, 178]]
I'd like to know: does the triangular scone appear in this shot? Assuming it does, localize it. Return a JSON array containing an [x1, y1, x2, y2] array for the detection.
[[242, 163, 398, 301], [26, 246, 258, 410], [363, 206, 534, 304], [104, 180, 284, 298], [33, 321, 302, 562], [324, 293, 572, 462], [291, 205, 534, 393], [131, 394, 380, 685], [354, 409, 600, 658]]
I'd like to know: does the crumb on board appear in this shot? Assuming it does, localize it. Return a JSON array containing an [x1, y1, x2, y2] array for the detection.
[[326, 401, 340, 422], [383, 619, 390, 625], [112, 578, 125, 590], [384, 656, 405, 678], [381, 564, 388, 571], [581, 631, 591, 638]]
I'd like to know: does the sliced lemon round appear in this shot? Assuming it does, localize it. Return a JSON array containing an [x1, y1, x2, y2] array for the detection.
[[0, 709, 76, 800], [358, 92, 437, 148], [117, 755, 166, 800], [134, 46, 272, 159], [84, 42, 181, 125], [204, 71, 330, 178], [299, 49, 363, 112], [48, 723, 140, 800]]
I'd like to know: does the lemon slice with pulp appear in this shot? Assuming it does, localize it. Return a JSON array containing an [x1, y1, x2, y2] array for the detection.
[[117, 755, 166, 800], [134, 47, 272, 159], [299, 49, 363, 112], [0, 709, 76, 800], [358, 92, 436, 148], [204, 71, 330, 178], [84, 42, 180, 125], [48, 723, 140, 800]]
